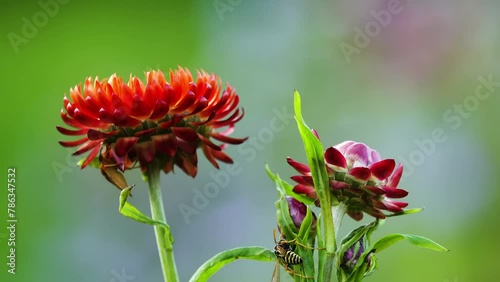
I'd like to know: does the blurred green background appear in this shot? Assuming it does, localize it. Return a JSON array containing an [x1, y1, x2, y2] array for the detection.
[[1, 0, 499, 281]]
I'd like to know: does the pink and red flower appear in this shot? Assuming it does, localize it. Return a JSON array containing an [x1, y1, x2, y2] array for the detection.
[[57, 67, 247, 177], [288, 141, 408, 221]]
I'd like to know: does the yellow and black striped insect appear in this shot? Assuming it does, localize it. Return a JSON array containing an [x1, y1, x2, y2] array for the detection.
[[272, 229, 313, 281]]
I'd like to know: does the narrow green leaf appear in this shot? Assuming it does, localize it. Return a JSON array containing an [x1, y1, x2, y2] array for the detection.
[[386, 208, 424, 217], [372, 234, 406, 253], [293, 91, 335, 205], [405, 234, 450, 252], [297, 207, 313, 240], [373, 233, 449, 253], [294, 90, 337, 282], [119, 186, 172, 242], [189, 247, 275, 282], [297, 208, 315, 280]]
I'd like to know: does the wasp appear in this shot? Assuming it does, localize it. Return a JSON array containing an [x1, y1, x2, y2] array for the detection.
[[272, 229, 313, 281]]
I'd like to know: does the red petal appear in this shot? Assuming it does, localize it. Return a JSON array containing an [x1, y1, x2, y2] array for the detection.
[[290, 175, 314, 186], [149, 100, 169, 120], [348, 167, 371, 181], [293, 184, 315, 195], [73, 140, 102, 155], [56, 126, 87, 136], [172, 127, 198, 142], [162, 159, 174, 174], [330, 180, 350, 190], [159, 115, 183, 129], [388, 164, 404, 187], [187, 96, 208, 116], [173, 90, 196, 112], [370, 159, 395, 181], [73, 108, 104, 128], [112, 109, 141, 127], [362, 185, 385, 195], [59, 138, 88, 147], [80, 145, 101, 169], [60, 110, 84, 128], [189, 111, 216, 126], [211, 149, 233, 164], [87, 129, 118, 141], [324, 147, 347, 169], [382, 187, 409, 198], [382, 200, 407, 212], [115, 137, 139, 157], [211, 133, 248, 145], [152, 134, 177, 157], [130, 93, 153, 120], [287, 157, 311, 175], [198, 134, 221, 151], [176, 153, 198, 177], [212, 108, 244, 128], [98, 108, 114, 123], [134, 128, 158, 137], [202, 145, 220, 169], [175, 138, 196, 154], [134, 141, 156, 164]]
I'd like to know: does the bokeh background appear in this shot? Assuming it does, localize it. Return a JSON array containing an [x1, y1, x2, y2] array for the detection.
[[1, 0, 499, 281]]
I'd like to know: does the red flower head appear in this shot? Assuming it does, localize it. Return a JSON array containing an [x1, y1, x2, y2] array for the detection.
[[57, 67, 247, 177], [288, 141, 408, 221]]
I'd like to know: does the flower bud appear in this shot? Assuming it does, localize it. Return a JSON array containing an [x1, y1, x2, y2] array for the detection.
[[286, 196, 317, 230]]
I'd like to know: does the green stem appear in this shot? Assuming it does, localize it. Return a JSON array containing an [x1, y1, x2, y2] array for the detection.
[[319, 192, 336, 282], [147, 165, 179, 282]]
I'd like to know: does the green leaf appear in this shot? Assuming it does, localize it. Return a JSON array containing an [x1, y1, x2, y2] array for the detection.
[[293, 91, 335, 205], [189, 247, 275, 282], [297, 207, 313, 240], [294, 90, 337, 282], [373, 233, 449, 253], [296, 207, 315, 280], [119, 186, 173, 243], [265, 164, 314, 205], [386, 208, 424, 217]]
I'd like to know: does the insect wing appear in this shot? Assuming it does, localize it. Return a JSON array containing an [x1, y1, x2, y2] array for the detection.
[[271, 260, 280, 282]]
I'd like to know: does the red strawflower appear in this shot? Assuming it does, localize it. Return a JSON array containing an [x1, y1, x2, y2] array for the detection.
[[288, 141, 408, 221], [57, 67, 247, 177]]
